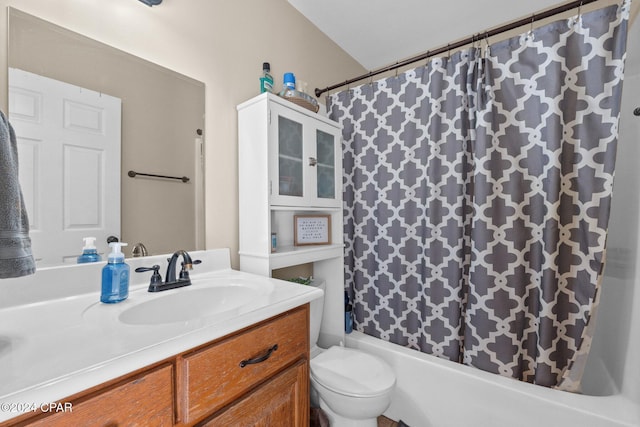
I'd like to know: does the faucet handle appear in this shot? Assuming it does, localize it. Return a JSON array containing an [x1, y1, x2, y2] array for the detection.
[[179, 259, 201, 280], [135, 265, 163, 286], [181, 259, 202, 270]]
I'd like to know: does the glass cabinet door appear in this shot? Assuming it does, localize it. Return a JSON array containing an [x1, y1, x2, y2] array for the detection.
[[277, 115, 303, 198], [316, 129, 335, 200], [269, 99, 341, 208]]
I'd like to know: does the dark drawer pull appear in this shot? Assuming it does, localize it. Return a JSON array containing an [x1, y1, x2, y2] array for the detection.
[[239, 344, 278, 368]]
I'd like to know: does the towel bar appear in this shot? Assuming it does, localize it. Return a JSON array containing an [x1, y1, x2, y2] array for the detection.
[[128, 170, 190, 183]]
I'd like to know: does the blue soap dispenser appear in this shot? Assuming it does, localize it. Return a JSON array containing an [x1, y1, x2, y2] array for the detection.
[[77, 237, 101, 264], [101, 242, 129, 304]]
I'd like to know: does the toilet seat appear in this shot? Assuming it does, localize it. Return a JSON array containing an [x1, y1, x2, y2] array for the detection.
[[310, 346, 395, 398]]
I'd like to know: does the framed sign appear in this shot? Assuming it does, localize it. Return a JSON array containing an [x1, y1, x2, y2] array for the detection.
[[294, 214, 331, 246]]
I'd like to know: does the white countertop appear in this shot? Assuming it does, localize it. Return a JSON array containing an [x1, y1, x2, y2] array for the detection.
[[0, 249, 322, 422]]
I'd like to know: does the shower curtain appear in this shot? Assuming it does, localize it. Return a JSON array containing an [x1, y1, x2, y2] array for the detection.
[[328, 1, 629, 389]]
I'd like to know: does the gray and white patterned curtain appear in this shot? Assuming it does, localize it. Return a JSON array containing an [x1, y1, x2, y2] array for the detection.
[[328, 1, 629, 389]]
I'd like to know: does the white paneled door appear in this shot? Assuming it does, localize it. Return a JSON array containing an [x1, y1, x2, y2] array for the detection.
[[9, 68, 122, 266]]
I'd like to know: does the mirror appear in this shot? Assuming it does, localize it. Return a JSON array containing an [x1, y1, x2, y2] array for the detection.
[[7, 8, 206, 267]]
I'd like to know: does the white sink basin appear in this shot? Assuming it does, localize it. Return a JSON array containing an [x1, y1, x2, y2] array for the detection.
[[118, 282, 270, 325]]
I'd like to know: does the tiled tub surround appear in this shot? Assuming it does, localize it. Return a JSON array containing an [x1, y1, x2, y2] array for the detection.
[[0, 248, 322, 423]]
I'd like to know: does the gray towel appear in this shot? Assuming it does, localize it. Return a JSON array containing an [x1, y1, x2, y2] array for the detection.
[[0, 110, 35, 278]]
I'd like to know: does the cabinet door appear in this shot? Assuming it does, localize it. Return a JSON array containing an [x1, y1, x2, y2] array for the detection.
[[270, 102, 305, 206], [313, 122, 341, 208], [269, 102, 341, 208], [199, 360, 309, 427]]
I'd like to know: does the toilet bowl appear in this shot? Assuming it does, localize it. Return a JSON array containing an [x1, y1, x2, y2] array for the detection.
[[310, 346, 396, 427], [309, 281, 396, 427]]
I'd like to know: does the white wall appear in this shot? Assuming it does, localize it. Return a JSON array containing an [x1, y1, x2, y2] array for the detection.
[[0, 0, 366, 268], [588, 7, 640, 403]]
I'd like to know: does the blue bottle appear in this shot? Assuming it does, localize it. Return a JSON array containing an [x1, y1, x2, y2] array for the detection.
[[345, 303, 353, 334], [77, 237, 101, 263], [283, 72, 296, 91], [101, 242, 130, 304]]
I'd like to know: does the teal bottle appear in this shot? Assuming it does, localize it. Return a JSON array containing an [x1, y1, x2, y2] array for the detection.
[[260, 62, 274, 93], [100, 242, 129, 303]]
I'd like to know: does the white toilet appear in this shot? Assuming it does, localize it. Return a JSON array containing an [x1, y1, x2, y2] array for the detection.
[[309, 281, 396, 427]]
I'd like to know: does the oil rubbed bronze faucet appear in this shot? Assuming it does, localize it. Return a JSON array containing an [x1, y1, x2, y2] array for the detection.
[[135, 249, 201, 292]]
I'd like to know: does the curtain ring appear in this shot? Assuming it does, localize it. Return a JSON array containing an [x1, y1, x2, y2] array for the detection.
[[395, 62, 399, 77], [530, 14, 535, 34], [484, 31, 491, 56], [571, 1, 583, 27]]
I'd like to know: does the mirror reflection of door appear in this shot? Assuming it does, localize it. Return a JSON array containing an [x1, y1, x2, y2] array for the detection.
[[9, 68, 122, 266]]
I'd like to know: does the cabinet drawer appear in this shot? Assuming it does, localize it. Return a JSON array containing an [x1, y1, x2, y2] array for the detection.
[[180, 306, 309, 424], [26, 364, 174, 427]]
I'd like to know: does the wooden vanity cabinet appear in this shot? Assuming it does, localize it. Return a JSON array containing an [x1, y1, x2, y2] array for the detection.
[[2, 305, 309, 427]]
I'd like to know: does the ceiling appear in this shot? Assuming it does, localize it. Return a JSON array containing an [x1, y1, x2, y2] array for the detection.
[[288, 0, 570, 71]]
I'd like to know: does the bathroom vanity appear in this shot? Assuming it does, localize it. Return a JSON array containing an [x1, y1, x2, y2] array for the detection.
[[0, 249, 321, 426]]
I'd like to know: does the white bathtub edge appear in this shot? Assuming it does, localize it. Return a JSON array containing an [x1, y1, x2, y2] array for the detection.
[[345, 331, 640, 427]]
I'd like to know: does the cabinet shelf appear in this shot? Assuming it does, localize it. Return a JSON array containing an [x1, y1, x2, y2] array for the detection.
[[270, 205, 341, 212], [239, 244, 344, 270], [270, 244, 344, 269]]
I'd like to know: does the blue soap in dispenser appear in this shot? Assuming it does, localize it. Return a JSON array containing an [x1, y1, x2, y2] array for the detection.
[[77, 237, 101, 263], [101, 242, 129, 304]]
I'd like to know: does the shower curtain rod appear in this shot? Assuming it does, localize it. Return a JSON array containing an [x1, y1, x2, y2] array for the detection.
[[314, 0, 601, 97]]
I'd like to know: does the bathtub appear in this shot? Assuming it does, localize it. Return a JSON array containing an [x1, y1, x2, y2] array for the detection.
[[345, 329, 639, 427]]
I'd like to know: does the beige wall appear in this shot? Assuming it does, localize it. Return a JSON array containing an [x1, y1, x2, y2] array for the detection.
[[9, 9, 205, 257], [0, 0, 366, 268]]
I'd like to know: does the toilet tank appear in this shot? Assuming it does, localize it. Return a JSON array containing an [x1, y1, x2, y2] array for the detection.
[[309, 280, 325, 350]]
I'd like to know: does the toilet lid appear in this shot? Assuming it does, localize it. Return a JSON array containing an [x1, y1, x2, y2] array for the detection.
[[310, 346, 395, 397]]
